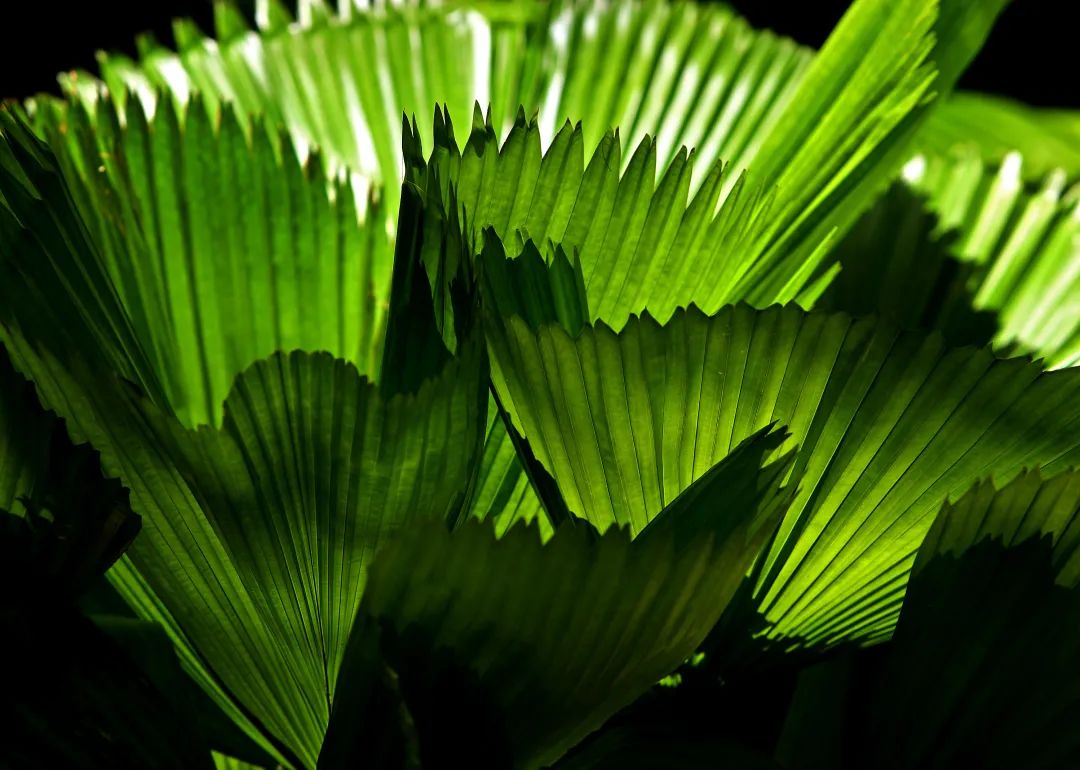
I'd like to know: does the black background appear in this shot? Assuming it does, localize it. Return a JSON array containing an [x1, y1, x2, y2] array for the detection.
[[0, 1, 1075, 108]]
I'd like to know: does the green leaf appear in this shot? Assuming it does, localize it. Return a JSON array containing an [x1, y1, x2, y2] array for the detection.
[[81, 1, 810, 194], [464, 404, 550, 539], [105, 556, 285, 766], [94, 615, 277, 768], [919, 468, 1080, 589], [637, 424, 797, 552], [0, 346, 50, 514], [415, 111, 758, 330], [85, 2, 523, 189], [3, 354, 209, 765], [0, 105, 168, 407], [409, 0, 1012, 321], [860, 538, 1080, 768], [338, 432, 790, 769], [0, 459, 204, 769], [814, 182, 997, 348], [80, 0, 1006, 304], [486, 301, 1080, 646], [214, 753, 273, 770], [779, 473, 1080, 768], [478, 234, 591, 338], [919, 91, 1080, 179], [378, 156, 474, 395], [533, 1, 811, 186], [905, 148, 1080, 368], [0, 3, 1031, 761], [697, 0, 1007, 304], [1, 345, 138, 595], [0, 342, 486, 767], [1, 105, 488, 764], [30, 95, 392, 427]]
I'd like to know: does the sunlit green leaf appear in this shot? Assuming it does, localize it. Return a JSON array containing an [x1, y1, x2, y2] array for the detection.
[[487, 300, 1080, 646]]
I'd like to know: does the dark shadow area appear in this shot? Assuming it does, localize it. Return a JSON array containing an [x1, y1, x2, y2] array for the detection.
[[729, 0, 1077, 109], [0, 1, 1076, 108]]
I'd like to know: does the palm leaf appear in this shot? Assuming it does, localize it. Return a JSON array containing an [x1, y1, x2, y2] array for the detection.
[[406, 0, 1011, 324], [920, 468, 1080, 588], [78, 0, 1005, 305], [329, 428, 792, 768], [30, 95, 392, 427], [1, 341, 138, 593], [213, 753, 271, 770], [1, 103, 488, 765], [0, 347, 50, 513], [465, 407, 550, 539], [0, 343, 486, 766], [79, 0, 811, 192], [485, 295, 1080, 647], [412, 109, 764, 330], [918, 91, 1080, 179], [905, 148, 1080, 368], [0, 1, 1041, 761], [0, 383, 207, 768], [814, 182, 997, 348], [845, 478, 1080, 769]]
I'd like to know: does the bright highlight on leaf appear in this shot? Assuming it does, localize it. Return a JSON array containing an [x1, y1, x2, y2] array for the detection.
[[910, 149, 1080, 368]]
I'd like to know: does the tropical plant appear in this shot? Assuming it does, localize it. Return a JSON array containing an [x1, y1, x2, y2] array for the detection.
[[3, 0, 1079, 767]]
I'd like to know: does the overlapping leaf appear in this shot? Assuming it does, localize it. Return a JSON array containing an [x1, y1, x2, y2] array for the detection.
[[465, 408, 550, 539], [780, 476, 1080, 769], [0, 104, 487, 765], [485, 292, 1080, 646], [412, 109, 765, 330], [0, 347, 50, 513], [408, 0, 1011, 323], [0, 329, 487, 767], [30, 95, 392, 427], [0, 0, 1053, 765], [815, 182, 996, 348], [905, 149, 1080, 368], [79, 0, 812, 195], [919, 91, 1080, 179], [335, 427, 792, 768], [0, 364, 207, 768], [77, 0, 1006, 310], [920, 468, 1080, 588]]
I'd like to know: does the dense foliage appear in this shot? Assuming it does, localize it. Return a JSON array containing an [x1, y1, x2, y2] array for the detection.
[[3, 0, 1080, 767]]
